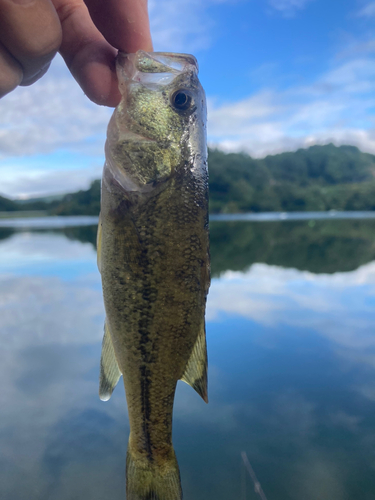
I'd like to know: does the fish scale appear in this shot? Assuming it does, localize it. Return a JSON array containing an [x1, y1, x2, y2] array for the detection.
[[97, 50, 209, 500]]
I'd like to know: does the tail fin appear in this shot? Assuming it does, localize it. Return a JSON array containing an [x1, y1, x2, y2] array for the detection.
[[126, 445, 182, 500]]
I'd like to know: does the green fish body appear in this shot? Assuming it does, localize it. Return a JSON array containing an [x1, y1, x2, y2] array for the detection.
[[97, 51, 210, 500]]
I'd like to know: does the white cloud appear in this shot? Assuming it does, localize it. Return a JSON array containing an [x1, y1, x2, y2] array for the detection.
[[0, 0, 227, 197], [288, 451, 346, 500], [0, 274, 103, 348], [0, 54, 108, 197], [0, 245, 131, 500], [336, 36, 375, 59], [268, 0, 314, 17], [150, 0, 236, 52], [0, 55, 111, 159], [356, 384, 375, 401], [149, 0, 212, 52], [0, 236, 104, 350], [0, 231, 97, 270], [1, 229, 375, 498], [208, 56, 375, 156], [207, 260, 375, 363], [0, 163, 103, 199], [0, 0, 229, 166], [269, 390, 316, 439], [175, 380, 238, 429], [329, 411, 362, 432], [0, 0, 374, 198], [357, 1, 375, 17]]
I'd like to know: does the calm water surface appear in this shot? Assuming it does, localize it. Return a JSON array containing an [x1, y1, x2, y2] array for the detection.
[[1, 218, 375, 500]]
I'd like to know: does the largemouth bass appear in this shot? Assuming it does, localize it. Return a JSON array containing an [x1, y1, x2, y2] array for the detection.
[[97, 51, 210, 500]]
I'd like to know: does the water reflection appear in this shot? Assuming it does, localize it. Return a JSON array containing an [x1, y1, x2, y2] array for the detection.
[[0, 228, 14, 241], [2, 218, 375, 275], [210, 219, 375, 275], [0, 222, 375, 499]]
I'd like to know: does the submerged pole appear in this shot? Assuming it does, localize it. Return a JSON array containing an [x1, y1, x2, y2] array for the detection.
[[241, 451, 268, 500]]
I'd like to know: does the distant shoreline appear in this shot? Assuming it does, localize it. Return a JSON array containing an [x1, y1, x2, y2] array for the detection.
[[209, 211, 375, 221], [1, 211, 375, 229], [0, 210, 48, 219]]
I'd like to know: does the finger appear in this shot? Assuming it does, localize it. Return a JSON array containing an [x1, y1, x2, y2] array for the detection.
[[52, 0, 121, 106], [0, 41, 23, 97], [0, 0, 62, 86], [84, 0, 153, 54]]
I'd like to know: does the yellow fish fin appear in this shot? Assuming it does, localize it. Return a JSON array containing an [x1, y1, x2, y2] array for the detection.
[[96, 212, 102, 273], [99, 321, 122, 401], [180, 323, 208, 403]]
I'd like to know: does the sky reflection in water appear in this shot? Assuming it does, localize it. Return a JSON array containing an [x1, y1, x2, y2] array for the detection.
[[0, 221, 375, 500]]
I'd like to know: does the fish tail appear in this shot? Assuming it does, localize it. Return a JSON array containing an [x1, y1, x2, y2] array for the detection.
[[126, 444, 182, 500]]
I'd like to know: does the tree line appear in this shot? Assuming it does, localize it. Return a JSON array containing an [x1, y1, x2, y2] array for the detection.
[[1, 143, 375, 215]]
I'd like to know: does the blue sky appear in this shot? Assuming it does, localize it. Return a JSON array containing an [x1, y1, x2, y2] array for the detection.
[[0, 0, 374, 198]]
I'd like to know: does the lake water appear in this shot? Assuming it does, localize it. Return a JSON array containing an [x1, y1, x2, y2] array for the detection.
[[1, 216, 375, 500]]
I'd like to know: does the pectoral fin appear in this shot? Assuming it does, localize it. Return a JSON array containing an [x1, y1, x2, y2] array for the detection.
[[97, 213, 102, 273], [99, 321, 122, 401], [181, 324, 208, 403]]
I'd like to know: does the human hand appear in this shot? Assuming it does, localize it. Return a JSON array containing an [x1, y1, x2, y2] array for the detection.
[[0, 0, 153, 106]]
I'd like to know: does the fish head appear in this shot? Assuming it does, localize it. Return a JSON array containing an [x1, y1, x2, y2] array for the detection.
[[105, 51, 207, 193]]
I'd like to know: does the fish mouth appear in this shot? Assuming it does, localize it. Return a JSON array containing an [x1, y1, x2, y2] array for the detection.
[[116, 51, 198, 90], [117, 51, 198, 76]]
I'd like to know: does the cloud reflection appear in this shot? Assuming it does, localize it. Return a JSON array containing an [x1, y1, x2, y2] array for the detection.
[[207, 262, 375, 356], [0, 232, 131, 499], [1, 230, 375, 499]]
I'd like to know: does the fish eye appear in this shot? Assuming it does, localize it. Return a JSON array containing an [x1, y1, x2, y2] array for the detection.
[[170, 90, 193, 111]]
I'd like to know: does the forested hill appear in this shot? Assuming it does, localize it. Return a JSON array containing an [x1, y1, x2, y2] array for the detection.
[[0, 194, 17, 212], [2, 143, 375, 215], [209, 144, 375, 212]]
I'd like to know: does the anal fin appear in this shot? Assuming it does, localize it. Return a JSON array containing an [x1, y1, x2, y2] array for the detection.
[[180, 323, 208, 403], [99, 321, 122, 401]]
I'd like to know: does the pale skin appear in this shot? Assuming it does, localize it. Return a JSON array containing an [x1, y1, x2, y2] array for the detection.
[[0, 0, 153, 106]]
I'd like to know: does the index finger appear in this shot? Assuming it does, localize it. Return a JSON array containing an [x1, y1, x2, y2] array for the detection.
[[84, 0, 153, 54], [51, 0, 152, 106], [51, 0, 120, 106]]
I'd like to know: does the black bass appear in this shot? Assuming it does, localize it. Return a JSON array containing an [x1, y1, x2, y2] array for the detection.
[[97, 51, 210, 500]]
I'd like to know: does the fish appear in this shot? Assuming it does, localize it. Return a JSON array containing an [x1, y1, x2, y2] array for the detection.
[[97, 50, 210, 500]]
